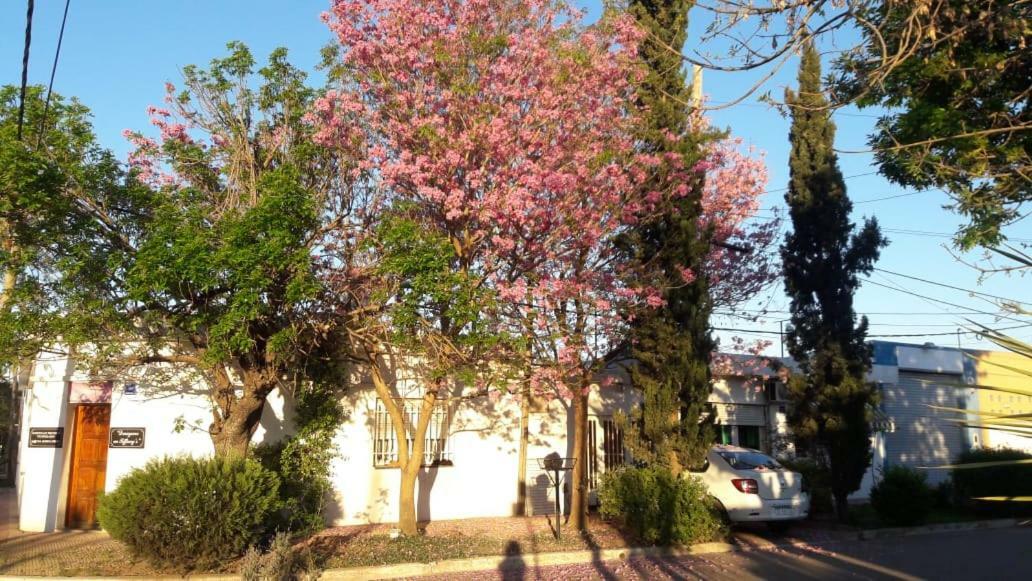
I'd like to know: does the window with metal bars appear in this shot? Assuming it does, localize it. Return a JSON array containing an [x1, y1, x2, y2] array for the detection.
[[588, 416, 627, 491], [602, 418, 625, 468], [372, 398, 452, 467]]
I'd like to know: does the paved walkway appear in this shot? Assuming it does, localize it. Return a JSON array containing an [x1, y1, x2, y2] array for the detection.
[[0, 487, 156, 576]]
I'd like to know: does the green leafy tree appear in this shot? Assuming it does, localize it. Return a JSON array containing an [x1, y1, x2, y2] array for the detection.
[[781, 44, 887, 522], [7, 45, 357, 459], [622, 0, 717, 474], [0, 85, 126, 366], [835, 0, 1031, 249]]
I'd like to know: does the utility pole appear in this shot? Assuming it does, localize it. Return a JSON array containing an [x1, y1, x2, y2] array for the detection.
[[779, 320, 785, 358]]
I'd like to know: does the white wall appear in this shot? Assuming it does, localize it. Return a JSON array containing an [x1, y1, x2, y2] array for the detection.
[[896, 345, 964, 374], [327, 384, 524, 525], [848, 433, 885, 502], [17, 353, 72, 532], [710, 377, 766, 405], [17, 353, 290, 532]]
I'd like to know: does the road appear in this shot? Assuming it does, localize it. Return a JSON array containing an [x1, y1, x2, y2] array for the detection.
[[428, 525, 1032, 580]]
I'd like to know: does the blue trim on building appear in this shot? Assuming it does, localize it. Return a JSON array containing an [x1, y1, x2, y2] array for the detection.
[[871, 341, 899, 366]]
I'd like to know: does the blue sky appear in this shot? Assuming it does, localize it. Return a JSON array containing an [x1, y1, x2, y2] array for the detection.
[[3, 0, 1029, 354]]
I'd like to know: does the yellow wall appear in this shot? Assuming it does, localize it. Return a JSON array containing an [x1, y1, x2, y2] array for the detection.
[[972, 350, 1032, 451]]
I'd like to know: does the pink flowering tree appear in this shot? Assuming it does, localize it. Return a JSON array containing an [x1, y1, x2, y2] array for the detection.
[[315, 0, 777, 533], [313, 0, 664, 534], [702, 138, 779, 307]]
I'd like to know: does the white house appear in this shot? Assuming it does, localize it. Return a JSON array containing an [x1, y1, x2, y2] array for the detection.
[[13, 351, 639, 532]]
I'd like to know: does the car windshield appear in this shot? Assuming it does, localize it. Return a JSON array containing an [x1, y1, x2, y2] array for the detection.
[[718, 451, 782, 471]]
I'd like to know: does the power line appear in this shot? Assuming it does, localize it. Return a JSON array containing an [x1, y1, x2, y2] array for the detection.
[[870, 324, 1032, 338], [881, 228, 1032, 244], [716, 312, 1003, 327], [16, 0, 35, 141], [757, 171, 881, 208], [862, 279, 1028, 324], [757, 185, 939, 212], [713, 323, 1032, 339], [715, 308, 1003, 317], [36, 0, 71, 150], [874, 268, 1026, 305], [706, 101, 883, 119], [855, 190, 930, 204]]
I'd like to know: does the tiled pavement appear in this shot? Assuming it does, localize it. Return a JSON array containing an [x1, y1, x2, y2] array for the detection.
[[0, 487, 156, 576]]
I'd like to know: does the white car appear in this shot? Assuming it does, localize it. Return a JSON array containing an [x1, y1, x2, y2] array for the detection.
[[692, 445, 810, 531]]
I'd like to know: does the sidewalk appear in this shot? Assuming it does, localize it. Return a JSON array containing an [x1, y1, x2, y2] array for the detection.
[[1, 487, 1023, 580], [0, 488, 158, 577]]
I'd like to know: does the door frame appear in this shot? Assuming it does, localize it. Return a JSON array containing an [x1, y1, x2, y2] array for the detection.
[[64, 403, 111, 529]]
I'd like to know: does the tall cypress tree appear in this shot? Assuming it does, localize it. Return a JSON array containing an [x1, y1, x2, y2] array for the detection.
[[624, 0, 717, 474], [781, 43, 887, 521]]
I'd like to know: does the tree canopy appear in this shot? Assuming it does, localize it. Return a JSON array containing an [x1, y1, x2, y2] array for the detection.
[[836, 0, 1032, 249]]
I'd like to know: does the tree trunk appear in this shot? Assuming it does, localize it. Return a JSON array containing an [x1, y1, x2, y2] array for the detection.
[[399, 462, 420, 535], [834, 492, 850, 524], [516, 383, 530, 515], [569, 386, 589, 531], [210, 391, 267, 459], [370, 359, 438, 537], [398, 391, 437, 536]]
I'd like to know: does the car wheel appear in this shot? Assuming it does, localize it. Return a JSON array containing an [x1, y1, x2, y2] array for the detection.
[[766, 520, 792, 534]]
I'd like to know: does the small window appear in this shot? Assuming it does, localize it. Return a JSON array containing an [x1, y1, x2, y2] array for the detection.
[[718, 425, 734, 445], [738, 425, 761, 450], [373, 398, 452, 467]]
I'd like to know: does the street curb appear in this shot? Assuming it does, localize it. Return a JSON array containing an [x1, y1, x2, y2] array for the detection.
[[856, 517, 1024, 541], [1, 519, 1025, 581], [0, 544, 740, 581], [319, 542, 739, 581]]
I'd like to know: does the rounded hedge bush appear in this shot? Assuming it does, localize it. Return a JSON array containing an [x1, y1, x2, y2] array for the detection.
[[870, 465, 932, 527], [599, 466, 725, 545], [97, 455, 281, 570]]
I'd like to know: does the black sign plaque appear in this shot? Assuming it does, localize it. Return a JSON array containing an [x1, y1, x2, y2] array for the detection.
[[28, 427, 64, 448], [109, 428, 146, 449]]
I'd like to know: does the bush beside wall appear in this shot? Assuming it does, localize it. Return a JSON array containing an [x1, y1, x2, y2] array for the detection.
[[952, 447, 1032, 515], [254, 380, 343, 535], [599, 466, 725, 546], [870, 465, 932, 527], [97, 456, 282, 570]]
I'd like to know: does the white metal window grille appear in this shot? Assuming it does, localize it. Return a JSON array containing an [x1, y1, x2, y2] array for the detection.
[[587, 417, 627, 492], [588, 419, 599, 491], [602, 417, 625, 468], [373, 398, 452, 467]]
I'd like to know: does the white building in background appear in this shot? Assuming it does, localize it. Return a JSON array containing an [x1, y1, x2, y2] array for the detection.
[[13, 340, 1023, 531]]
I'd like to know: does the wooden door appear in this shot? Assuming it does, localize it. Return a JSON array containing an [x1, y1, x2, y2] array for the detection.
[[66, 404, 110, 528]]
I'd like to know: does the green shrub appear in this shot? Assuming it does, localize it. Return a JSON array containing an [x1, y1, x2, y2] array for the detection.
[[779, 457, 833, 515], [254, 437, 335, 535], [870, 466, 933, 527], [952, 447, 1032, 508], [932, 479, 956, 509], [241, 532, 319, 581], [253, 382, 341, 535], [97, 455, 281, 570], [599, 466, 725, 546]]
